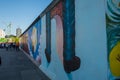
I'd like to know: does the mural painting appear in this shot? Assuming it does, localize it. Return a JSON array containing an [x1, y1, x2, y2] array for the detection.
[[44, 1, 63, 66], [106, 0, 120, 79], [20, 0, 80, 80], [27, 20, 41, 64], [44, 0, 80, 80], [19, 0, 118, 79], [21, 33, 29, 54]]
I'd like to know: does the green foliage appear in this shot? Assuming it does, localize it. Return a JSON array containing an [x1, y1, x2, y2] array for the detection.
[[0, 38, 7, 43]]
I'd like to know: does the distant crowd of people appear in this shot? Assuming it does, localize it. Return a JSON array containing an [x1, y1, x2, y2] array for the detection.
[[0, 42, 19, 51]]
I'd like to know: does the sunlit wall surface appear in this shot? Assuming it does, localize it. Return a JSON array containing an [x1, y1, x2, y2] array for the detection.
[[75, 0, 107, 80], [19, 0, 120, 80]]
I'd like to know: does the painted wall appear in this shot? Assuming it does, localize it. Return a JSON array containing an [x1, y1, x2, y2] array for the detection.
[[106, 0, 120, 80], [20, 0, 120, 80], [75, 0, 107, 80]]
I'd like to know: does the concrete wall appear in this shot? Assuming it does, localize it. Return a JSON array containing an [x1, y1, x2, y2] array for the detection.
[[75, 0, 107, 80], [19, 0, 117, 80]]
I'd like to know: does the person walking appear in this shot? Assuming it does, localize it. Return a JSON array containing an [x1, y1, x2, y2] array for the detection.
[[5, 42, 9, 51], [16, 41, 19, 51]]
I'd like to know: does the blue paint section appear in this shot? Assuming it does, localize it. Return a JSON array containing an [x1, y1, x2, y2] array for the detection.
[[63, 0, 75, 61], [45, 12, 51, 64], [28, 27, 33, 56], [27, 20, 41, 60], [63, 0, 80, 73], [36, 20, 41, 59]]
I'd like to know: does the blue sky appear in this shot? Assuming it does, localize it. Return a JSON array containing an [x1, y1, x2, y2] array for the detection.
[[0, 0, 52, 35]]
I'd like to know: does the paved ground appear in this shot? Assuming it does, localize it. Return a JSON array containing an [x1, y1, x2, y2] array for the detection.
[[0, 48, 50, 80]]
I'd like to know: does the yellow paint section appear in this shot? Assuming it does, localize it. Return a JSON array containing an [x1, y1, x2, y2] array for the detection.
[[110, 41, 120, 77], [15, 37, 19, 43], [31, 27, 37, 52]]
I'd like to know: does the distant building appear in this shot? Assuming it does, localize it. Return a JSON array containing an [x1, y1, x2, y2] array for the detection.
[[0, 29, 6, 38], [16, 28, 22, 37]]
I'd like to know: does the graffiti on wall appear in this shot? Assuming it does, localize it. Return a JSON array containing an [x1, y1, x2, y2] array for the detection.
[[45, 0, 80, 72], [27, 20, 41, 64], [51, 1, 63, 64], [44, 0, 80, 80], [45, 1, 63, 66], [106, 0, 120, 79], [20, 0, 80, 80], [20, 33, 29, 54]]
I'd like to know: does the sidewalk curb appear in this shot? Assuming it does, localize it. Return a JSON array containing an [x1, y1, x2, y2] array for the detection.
[[19, 48, 39, 67]]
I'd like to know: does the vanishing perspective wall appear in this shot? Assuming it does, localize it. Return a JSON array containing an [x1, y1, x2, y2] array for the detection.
[[19, 0, 120, 80]]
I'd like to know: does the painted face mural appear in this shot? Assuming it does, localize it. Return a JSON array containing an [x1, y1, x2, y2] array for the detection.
[[27, 20, 41, 65], [106, 0, 120, 79], [31, 27, 37, 52]]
